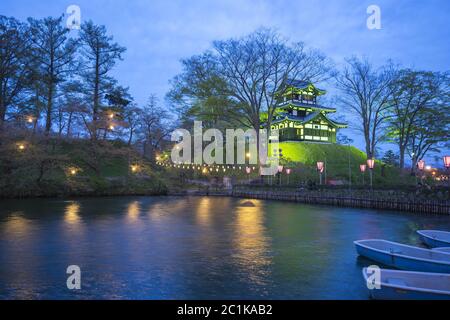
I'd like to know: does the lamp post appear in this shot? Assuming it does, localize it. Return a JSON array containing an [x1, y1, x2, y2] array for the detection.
[[316, 161, 324, 185], [444, 156, 450, 169], [417, 159, 425, 185], [286, 168, 292, 185], [367, 159, 375, 188], [246, 166, 251, 183], [444, 156, 450, 186], [359, 164, 366, 185], [277, 165, 284, 185]]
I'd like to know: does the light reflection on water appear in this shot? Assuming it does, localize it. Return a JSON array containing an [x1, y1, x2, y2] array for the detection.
[[0, 196, 449, 300], [233, 200, 271, 289], [64, 202, 81, 226]]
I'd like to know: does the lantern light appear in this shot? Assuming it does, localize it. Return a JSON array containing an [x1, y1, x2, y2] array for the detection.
[[17, 143, 25, 151], [245, 167, 251, 174], [417, 160, 425, 171], [367, 159, 375, 170], [286, 168, 292, 175], [360, 164, 367, 173], [277, 165, 284, 173], [316, 161, 324, 172], [109, 125, 115, 130], [425, 165, 432, 171], [444, 156, 450, 169]]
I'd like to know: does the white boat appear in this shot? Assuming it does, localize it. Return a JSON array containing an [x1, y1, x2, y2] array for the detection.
[[354, 239, 450, 273], [417, 230, 450, 248], [362, 268, 450, 300], [433, 247, 450, 254]]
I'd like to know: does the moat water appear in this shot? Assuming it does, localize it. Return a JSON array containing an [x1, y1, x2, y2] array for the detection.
[[1, 196, 449, 299]]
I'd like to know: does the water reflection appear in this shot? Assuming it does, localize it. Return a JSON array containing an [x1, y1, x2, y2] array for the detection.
[[3, 212, 30, 238], [126, 201, 141, 222], [233, 199, 272, 286], [64, 202, 81, 226], [1, 196, 450, 299], [196, 197, 211, 226]]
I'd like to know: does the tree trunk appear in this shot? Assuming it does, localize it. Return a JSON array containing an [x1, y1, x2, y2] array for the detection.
[[399, 146, 405, 169], [45, 85, 53, 135], [92, 48, 100, 141], [66, 112, 73, 137], [128, 129, 133, 146], [0, 102, 5, 130]]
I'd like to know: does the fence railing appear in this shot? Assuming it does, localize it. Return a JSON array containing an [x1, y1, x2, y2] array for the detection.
[[230, 189, 449, 215]]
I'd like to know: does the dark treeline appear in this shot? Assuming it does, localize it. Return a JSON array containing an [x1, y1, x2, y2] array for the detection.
[[0, 15, 172, 159]]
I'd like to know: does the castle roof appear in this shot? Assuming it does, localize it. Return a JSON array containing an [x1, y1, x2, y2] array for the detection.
[[285, 79, 325, 92], [270, 111, 347, 128], [277, 101, 336, 113]]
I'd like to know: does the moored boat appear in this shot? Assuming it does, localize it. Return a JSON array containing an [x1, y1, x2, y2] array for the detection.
[[362, 268, 450, 300], [354, 239, 450, 273], [417, 230, 450, 248]]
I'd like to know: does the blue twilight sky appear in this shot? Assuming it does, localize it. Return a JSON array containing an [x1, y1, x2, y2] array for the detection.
[[1, 0, 449, 163]]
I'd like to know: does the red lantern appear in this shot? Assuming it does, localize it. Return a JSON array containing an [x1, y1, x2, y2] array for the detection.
[[316, 161, 324, 172], [417, 160, 425, 171], [245, 167, 251, 174], [360, 164, 367, 173], [444, 156, 450, 169], [367, 159, 375, 170], [277, 165, 284, 173], [286, 168, 292, 175]]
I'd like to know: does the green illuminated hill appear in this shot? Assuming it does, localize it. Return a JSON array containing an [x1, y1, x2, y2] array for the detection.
[[275, 142, 404, 184]]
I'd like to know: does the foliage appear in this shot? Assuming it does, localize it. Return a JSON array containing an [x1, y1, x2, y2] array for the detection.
[[381, 150, 399, 167], [385, 69, 447, 168]]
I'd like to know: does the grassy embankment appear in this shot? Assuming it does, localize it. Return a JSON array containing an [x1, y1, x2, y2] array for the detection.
[[0, 136, 167, 198]]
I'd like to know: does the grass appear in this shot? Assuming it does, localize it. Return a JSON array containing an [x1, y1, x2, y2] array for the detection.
[[0, 137, 167, 198], [159, 141, 416, 187]]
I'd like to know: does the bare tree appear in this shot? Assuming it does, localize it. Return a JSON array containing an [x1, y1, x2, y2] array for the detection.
[[214, 28, 333, 150], [168, 28, 333, 160], [138, 95, 172, 161], [336, 57, 396, 159]]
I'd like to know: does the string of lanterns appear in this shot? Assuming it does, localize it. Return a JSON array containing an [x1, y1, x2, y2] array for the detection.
[[155, 160, 296, 177], [156, 161, 260, 173]]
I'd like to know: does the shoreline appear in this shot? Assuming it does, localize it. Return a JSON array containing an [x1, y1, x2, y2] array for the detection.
[[1, 189, 448, 215], [169, 189, 450, 215]]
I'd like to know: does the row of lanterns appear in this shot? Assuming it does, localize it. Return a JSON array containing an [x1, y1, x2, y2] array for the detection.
[[157, 161, 260, 174], [156, 161, 294, 176]]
